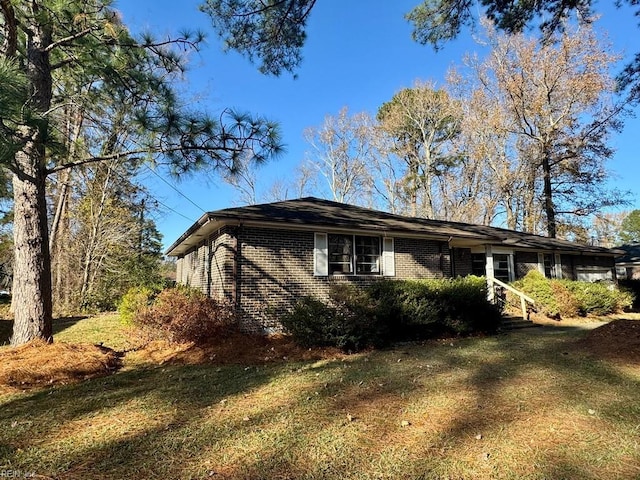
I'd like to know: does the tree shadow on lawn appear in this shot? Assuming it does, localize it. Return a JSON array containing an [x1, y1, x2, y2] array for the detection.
[[429, 329, 640, 478], [1, 329, 639, 479], [0, 316, 88, 345], [0, 354, 407, 479]]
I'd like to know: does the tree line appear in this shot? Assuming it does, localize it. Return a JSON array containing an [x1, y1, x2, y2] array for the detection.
[[228, 21, 632, 242]]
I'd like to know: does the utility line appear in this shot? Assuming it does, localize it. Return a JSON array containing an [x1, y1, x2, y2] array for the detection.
[[142, 163, 207, 213], [149, 196, 198, 223]]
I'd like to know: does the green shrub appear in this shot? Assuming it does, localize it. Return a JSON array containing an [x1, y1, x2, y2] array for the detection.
[[562, 281, 633, 316], [133, 287, 235, 344], [513, 270, 633, 318], [281, 277, 500, 351], [512, 270, 562, 318], [118, 286, 156, 325], [280, 284, 389, 352], [617, 279, 640, 309], [368, 276, 501, 337]]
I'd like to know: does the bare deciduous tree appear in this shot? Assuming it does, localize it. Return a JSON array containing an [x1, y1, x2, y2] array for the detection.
[[303, 107, 376, 206]]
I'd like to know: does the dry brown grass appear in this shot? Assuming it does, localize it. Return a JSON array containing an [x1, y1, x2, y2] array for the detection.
[[0, 340, 122, 391], [1, 314, 640, 479], [127, 332, 346, 367], [577, 319, 640, 364]]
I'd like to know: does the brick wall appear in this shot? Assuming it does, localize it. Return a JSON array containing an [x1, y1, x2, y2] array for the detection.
[[515, 251, 539, 278], [235, 227, 452, 333], [176, 227, 236, 301], [209, 227, 236, 303], [395, 237, 451, 279]]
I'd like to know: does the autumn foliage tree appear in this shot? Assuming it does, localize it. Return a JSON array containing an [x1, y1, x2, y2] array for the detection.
[[455, 23, 628, 236]]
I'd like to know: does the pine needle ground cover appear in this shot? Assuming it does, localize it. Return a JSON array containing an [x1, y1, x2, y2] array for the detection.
[[0, 317, 639, 479]]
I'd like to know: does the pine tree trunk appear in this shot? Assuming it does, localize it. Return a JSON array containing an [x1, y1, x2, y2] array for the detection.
[[10, 138, 53, 344], [10, 8, 54, 345]]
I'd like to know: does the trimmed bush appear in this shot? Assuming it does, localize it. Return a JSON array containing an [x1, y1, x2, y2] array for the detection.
[[368, 276, 501, 337], [118, 286, 156, 325], [513, 270, 634, 318], [512, 271, 562, 318], [562, 281, 633, 316], [281, 277, 501, 351], [280, 284, 389, 352], [133, 287, 235, 344]]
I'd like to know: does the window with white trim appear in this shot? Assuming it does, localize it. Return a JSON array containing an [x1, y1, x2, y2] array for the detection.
[[538, 252, 562, 279], [493, 253, 511, 282], [328, 234, 381, 274]]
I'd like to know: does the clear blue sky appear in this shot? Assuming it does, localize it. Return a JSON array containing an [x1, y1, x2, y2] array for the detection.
[[116, 0, 640, 249]]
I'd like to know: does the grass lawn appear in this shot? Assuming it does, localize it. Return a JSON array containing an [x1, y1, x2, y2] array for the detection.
[[1, 316, 639, 479]]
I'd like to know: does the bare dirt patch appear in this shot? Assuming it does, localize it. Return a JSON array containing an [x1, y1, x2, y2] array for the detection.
[[577, 319, 640, 364], [0, 340, 123, 391]]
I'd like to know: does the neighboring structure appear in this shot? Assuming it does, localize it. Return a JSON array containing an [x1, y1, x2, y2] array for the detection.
[[615, 244, 640, 280], [166, 197, 620, 332]]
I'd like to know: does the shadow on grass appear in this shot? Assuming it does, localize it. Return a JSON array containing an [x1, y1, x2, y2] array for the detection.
[[1, 328, 639, 479], [0, 316, 89, 345]]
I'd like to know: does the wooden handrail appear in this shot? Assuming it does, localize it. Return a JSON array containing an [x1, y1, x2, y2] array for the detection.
[[487, 277, 535, 320]]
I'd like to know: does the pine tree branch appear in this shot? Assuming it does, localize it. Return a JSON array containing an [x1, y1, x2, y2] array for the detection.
[[44, 26, 100, 52]]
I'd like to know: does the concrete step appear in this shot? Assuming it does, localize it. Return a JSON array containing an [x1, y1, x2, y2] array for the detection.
[[500, 316, 542, 331]]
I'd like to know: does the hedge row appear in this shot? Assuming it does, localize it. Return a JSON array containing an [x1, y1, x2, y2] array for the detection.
[[280, 277, 502, 352], [512, 270, 633, 318]]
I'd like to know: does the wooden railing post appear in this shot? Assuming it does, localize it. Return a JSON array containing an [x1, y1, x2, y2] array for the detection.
[[487, 276, 535, 321]]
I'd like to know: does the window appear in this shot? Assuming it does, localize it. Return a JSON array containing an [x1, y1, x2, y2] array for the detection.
[[355, 236, 380, 273], [538, 252, 562, 278], [328, 234, 380, 275], [493, 253, 511, 282], [616, 266, 628, 280], [471, 253, 486, 276], [329, 235, 353, 274], [543, 254, 553, 278]]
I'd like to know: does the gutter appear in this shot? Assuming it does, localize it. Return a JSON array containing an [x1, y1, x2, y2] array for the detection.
[[164, 212, 212, 256]]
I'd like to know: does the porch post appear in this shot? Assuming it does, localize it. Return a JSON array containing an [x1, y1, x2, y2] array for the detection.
[[485, 245, 494, 302]]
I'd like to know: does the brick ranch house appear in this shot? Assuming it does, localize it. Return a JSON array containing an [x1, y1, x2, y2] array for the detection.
[[166, 197, 620, 333]]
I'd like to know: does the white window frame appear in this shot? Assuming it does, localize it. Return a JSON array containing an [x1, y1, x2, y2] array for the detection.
[[538, 252, 562, 279], [313, 233, 328, 276], [314, 232, 394, 277], [554, 253, 563, 279], [484, 246, 515, 282]]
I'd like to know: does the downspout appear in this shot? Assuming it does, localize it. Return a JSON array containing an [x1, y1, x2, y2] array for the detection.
[[448, 237, 455, 277], [232, 224, 243, 320], [206, 235, 212, 298]]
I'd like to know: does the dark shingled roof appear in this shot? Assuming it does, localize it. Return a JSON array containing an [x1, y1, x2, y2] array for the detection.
[[615, 244, 640, 264], [166, 197, 621, 256]]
